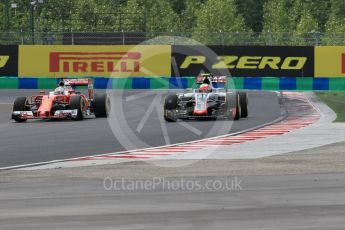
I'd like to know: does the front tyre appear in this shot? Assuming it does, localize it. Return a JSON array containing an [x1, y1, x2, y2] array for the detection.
[[93, 93, 110, 118], [164, 94, 178, 122], [226, 93, 241, 120], [12, 97, 28, 122], [69, 95, 84, 120]]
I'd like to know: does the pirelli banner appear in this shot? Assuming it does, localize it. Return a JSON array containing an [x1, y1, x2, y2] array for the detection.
[[17, 45, 314, 78], [7, 45, 345, 78], [18, 45, 171, 77], [171, 46, 314, 77], [315, 46, 345, 78]]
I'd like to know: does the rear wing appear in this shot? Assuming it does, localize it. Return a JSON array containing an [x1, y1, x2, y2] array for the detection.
[[64, 79, 92, 87], [194, 75, 228, 90], [210, 76, 227, 90], [210, 76, 227, 84], [63, 79, 94, 99]]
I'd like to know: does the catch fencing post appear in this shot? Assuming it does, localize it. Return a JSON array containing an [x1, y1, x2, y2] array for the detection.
[[267, 30, 273, 46], [20, 29, 24, 44], [71, 29, 74, 45], [171, 30, 175, 45], [220, 30, 224, 46]]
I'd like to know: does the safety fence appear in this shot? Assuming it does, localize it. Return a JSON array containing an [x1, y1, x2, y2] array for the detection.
[[1, 77, 345, 91], [1, 31, 345, 46]]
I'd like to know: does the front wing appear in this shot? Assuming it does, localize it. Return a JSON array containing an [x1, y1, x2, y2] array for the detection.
[[12, 109, 79, 120]]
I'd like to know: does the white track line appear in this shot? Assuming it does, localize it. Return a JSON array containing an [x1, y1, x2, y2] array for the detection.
[[0, 110, 288, 171]]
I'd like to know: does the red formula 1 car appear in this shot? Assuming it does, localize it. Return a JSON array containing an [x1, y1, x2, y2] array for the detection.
[[12, 79, 110, 122]]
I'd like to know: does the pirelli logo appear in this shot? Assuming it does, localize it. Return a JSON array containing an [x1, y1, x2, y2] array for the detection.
[[172, 45, 314, 77], [0, 56, 9, 68], [49, 52, 141, 73], [180, 56, 307, 70], [342, 53, 345, 74]]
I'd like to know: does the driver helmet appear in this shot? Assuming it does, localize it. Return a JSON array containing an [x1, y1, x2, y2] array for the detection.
[[54, 81, 65, 95], [202, 77, 210, 85], [54, 87, 64, 95]]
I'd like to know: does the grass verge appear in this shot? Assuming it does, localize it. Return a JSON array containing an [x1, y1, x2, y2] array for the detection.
[[316, 92, 345, 122]]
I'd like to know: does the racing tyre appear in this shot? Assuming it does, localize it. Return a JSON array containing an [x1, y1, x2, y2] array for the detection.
[[69, 95, 84, 120], [226, 93, 241, 121], [12, 97, 28, 122], [239, 92, 248, 118], [164, 94, 178, 122], [234, 93, 241, 120], [93, 93, 110, 118], [164, 94, 178, 110]]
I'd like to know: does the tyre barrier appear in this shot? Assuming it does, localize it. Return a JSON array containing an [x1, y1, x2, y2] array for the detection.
[[0, 77, 345, 91]]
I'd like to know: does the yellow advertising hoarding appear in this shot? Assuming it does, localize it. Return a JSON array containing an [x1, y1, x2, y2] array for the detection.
[[315, 46, 345, 77], [19, 45, 171, 77]]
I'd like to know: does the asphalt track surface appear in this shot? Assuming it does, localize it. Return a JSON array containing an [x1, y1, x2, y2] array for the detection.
[[1, 172, 344, 230], [0, 90, 282, 168]]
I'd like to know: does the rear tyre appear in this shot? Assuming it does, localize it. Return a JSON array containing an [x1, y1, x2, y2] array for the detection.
[[164, 94, 178, 122], [12, 97, 28, 122], [226, 94, 233, 120], [93, 93, 110, 118], [69, 95, 84, 120], [234, 93, 241, 121], [239, 92, 248, 118]]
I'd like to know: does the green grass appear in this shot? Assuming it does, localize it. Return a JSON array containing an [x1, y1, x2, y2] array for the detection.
[[316, 92, 345, 122]]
